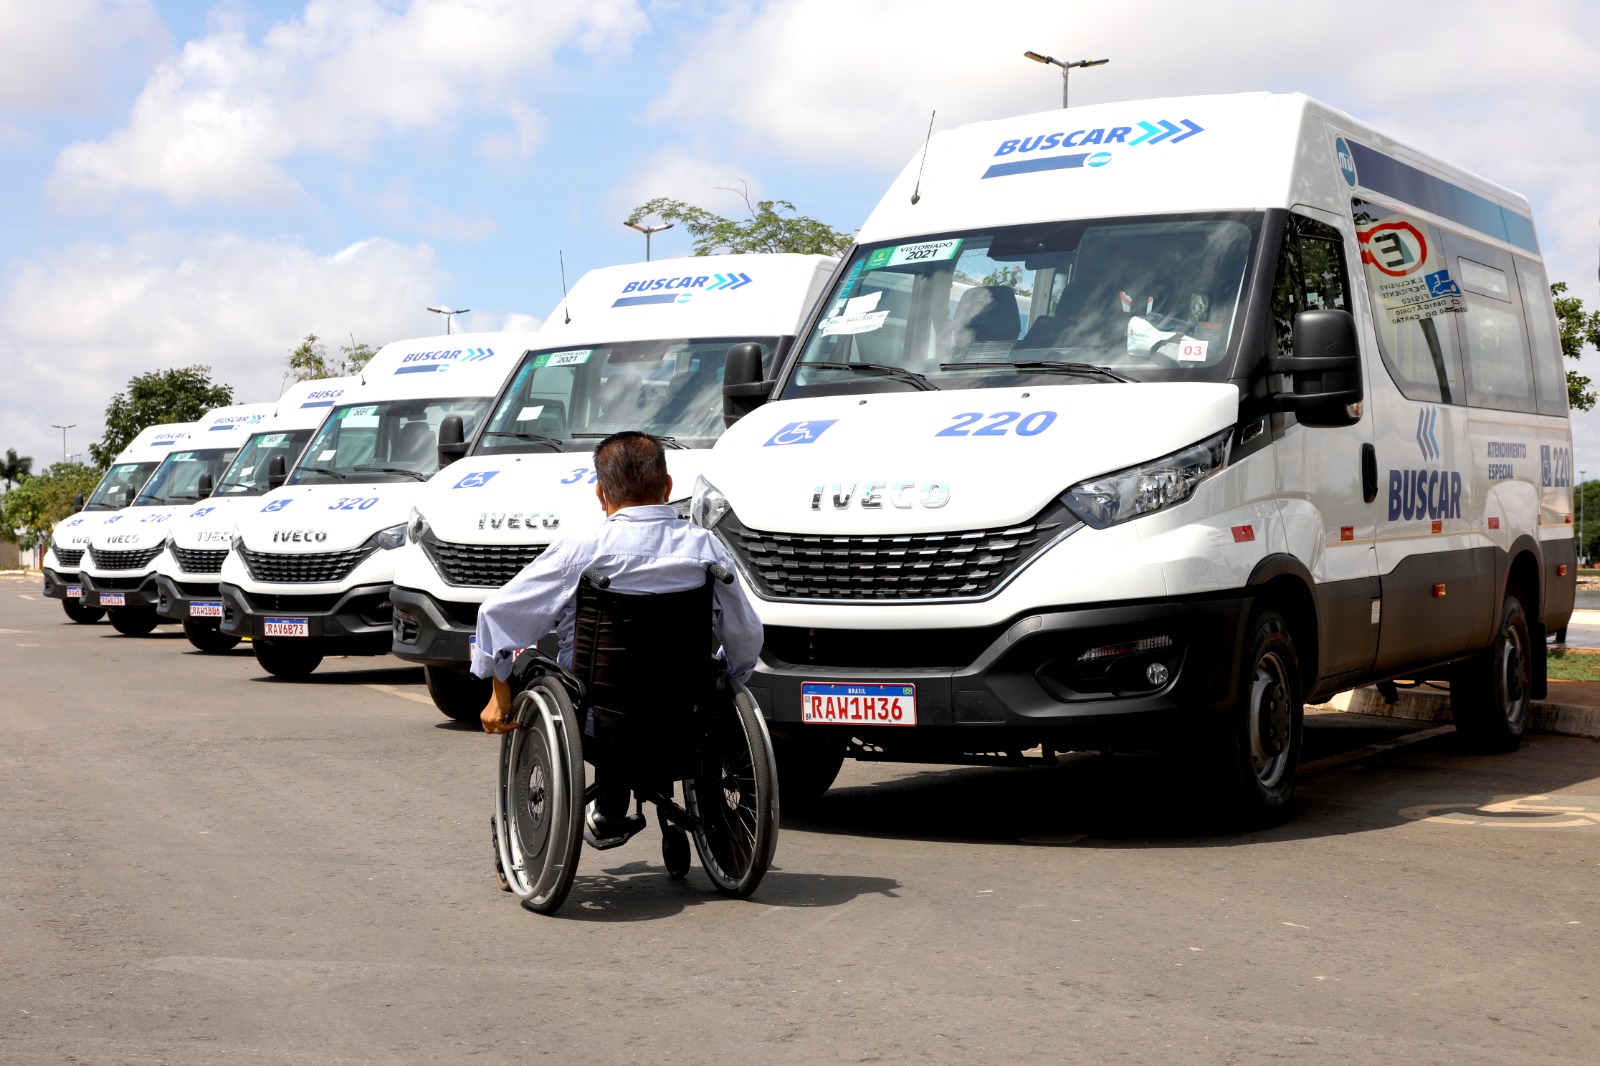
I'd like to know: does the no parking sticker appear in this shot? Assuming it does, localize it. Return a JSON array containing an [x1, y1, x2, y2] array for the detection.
[[1356, 211, 1464, 324]]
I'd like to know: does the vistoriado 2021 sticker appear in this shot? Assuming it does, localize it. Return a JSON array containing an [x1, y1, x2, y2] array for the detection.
[[530, 349, 592, 369], [864, 239, 963, 271]]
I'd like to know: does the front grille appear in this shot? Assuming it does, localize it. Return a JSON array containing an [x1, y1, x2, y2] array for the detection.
[[87, 545, 163, 570], [720, 502, 1074, 601], [239, 546, 374, 584], [763, 624, 1010, 669], [92, 575, 151, 590], [236, 591, 345, 612], [422, 536, 545, 587], [52, 545, 84, 567], [173, 547, 228, 574]]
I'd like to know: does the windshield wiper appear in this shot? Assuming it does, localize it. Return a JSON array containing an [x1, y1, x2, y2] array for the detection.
[[939, 360, 1133, 383], [483, 430, 565, 451], [569, 432, 686, 450], [805, 361, 938, 391], [297, 465, 347, 480], [354, 464, 429, 482]]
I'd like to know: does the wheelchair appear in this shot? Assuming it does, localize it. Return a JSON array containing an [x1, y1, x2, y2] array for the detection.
[[491, 564, 779, 915]]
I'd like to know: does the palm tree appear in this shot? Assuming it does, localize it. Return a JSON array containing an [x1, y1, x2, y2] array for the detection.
[[1, 448, 33, 490]]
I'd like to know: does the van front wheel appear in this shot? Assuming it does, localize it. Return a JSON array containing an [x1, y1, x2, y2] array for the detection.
[[108, 606, 160, 636], [254, 638, 323, 679], [1204, 608, 1303, 824], [1452, 595, 1530, 754], [62, 598, 105, 624]]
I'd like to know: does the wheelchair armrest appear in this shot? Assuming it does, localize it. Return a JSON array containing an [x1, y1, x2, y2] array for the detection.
[[707, 563, 734, 585], [580, 568, 611, 589], [510, 649, 588, 706]]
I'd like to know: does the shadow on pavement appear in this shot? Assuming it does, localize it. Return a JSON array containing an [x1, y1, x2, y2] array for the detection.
[[246, 665, 427, 686], [550, 861, 902, 923]]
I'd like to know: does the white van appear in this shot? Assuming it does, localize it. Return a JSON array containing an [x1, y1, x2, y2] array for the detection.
[[154, 378, 355, 652], [42, 423, 194, 624], [388, 253, 836, 721], [80, 405, 273, 636], [696, 92, 1576, 820], [218, 333, 533, 678]]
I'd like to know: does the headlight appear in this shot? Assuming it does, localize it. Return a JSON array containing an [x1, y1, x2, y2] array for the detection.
[[407, 507, 430, 545], [372, 523, 408, 551], [1063, 430, 1231, 528], [689, 475, 729, 529]]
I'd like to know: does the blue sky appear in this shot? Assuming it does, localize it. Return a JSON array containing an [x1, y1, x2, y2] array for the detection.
[[4, 0, 1600, 469]]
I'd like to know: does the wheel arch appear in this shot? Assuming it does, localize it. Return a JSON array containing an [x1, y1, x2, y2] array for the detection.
[[1501, 534, 1542, 618], [1246, 554, 1320, 695]]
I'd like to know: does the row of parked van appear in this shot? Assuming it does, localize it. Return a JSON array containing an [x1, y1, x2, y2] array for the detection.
[[40, 92, 1577, 821]]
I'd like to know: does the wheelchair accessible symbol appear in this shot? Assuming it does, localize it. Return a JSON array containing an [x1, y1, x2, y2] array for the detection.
[[453, 470, 499, 489], [764, 420, 838, 447], [1424, 270, 1461, 299]]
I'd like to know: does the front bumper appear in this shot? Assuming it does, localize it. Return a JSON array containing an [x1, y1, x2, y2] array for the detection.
[[155, 574, 224, 621], [41, 567, 77, 600], [218, 582, 394, 655], [79, 569, 161, 610], [749, 593, 1252, 757], [389, 586, 479, 666]]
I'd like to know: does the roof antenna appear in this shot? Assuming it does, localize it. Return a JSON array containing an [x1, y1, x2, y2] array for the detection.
[[559, 250, 571, 325], [910, 110, 936, 205]]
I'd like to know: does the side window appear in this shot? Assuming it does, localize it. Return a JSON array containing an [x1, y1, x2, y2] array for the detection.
[[1353, 199, 1466, 405], [1515, 259, 1569, 416], [1269, 213, 1351, 357], [1444, 234, 1536, 414]]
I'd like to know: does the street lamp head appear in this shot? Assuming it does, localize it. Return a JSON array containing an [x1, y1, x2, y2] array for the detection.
[[1077, 58, 1110, 69], [1023, 50, 1053, 65], [625, 221, 674, 236], [426, 306, 453, 314]]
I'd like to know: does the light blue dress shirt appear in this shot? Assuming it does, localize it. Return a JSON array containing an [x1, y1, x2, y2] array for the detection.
[[470, 504, 763, 683]]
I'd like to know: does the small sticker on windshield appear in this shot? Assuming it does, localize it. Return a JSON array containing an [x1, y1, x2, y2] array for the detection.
[[1175, 339, 1209, 362], [171, 452, 196, 461], [531, 349, 592, 369], [344, 405, 378, 418], [516, 405, 545, 421], [318, 449, 337, 461], [820, 310, 890, 336], [868, 239, 963, 270], [843, 291, 882, 316], [259, 433, 289, 447]]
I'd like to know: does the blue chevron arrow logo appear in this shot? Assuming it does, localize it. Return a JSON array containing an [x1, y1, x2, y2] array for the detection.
[[1170, 119, 1203, 143], [706, 272, 753, 291], [1128, 118, 1204, 146], [1415, 407, 1441, 460], [1128, 121, 1161, 145]]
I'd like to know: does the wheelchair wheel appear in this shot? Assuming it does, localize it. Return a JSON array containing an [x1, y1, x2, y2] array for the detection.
[[494, 677, 585, 915], [683, 683, 779, 898]]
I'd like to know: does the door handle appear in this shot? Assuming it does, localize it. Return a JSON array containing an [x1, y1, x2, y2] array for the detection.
[[1362, 442, 1378, 504]]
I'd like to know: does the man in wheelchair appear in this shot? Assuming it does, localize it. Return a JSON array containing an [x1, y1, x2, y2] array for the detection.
[[470, 431, 763, 853]]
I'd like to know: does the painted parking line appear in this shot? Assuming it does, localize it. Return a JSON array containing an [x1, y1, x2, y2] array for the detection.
[[1299, 724, 1456, 777], [1399, 794, 1600, 829], [363, 683, 435, 707]]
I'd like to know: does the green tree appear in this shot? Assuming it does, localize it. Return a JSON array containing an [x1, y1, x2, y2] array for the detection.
[[0, 460, 100, 550], [626, 183, 854, 257], [1552, 281, 1600, 412], [286, 333, 379, 382], [1, 448, 32, 490], [89, 365, 234, 467]]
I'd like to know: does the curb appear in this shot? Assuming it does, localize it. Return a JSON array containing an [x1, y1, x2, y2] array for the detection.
[[1310, 687, 1600, 739]]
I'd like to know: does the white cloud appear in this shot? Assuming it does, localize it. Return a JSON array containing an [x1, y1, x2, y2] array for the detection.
[[608, 144, 763, 222], [0, 0, 165, 116], [0, 232, 451, 465], [356, 176, 497, 241], [49, 0, 647, 208], [480, 101, 546, 161]]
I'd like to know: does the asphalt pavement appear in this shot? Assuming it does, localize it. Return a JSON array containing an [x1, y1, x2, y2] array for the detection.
[[2, 576, 1598, 1065]]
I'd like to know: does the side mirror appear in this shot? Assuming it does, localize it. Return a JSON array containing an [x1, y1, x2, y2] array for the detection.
[[267, 454, 288, 490], [722, 342, 773, 427], [122, 486, 137, 505], [72, 493, 84, 513], [1269, 309, 1363, 428], [197, 471, 214, 498], [437, 414, 467, 467]]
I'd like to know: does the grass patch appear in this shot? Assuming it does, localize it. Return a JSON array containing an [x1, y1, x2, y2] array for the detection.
[[1547, 648, 1600, 682]]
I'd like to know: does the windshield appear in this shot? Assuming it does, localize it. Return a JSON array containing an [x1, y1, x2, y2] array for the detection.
[[134, 448, 240, 506], [84, 462, 159, 511], [473, 337, 780, 456], [214, 428, 315, 497], [783, 213, 1260, 397], [290, 398, 491, 484]]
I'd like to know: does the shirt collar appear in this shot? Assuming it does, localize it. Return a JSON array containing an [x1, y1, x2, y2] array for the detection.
[[606, 503, 676, 522]]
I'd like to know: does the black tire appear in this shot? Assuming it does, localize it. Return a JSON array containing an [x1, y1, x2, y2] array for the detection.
[[108, 606, 160, 637], [62, 597, 105, 624], [184, 619, 240, 653], [685, 683, 779, 898], [425, 665, 491, 724], [494, 678, 586, 915], [253, 638, 323, 679], [1452, 594, 1531, 754], [659, 806, 691, 879], [491, 815, 512, 892], [772, 732, 845, 808], [1203, 608, 1303, 825]]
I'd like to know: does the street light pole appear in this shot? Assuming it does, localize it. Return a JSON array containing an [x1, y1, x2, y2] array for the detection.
[[1022, 51, 1109, 108], [50, 423, 75, 462], [1582, 468, 1588, 566], [625, 221, 674, 261], [426, 306, 470, 335]]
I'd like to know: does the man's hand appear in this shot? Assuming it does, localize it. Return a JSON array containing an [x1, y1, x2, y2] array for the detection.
[[481, 677, 517, 734]]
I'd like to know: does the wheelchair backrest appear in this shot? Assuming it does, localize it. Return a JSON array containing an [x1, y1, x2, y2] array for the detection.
[[571, 575, 718, 729]]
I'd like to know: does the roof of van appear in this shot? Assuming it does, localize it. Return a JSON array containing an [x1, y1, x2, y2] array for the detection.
[[115, 421, 198, 464], [271, 376, 357, 429], [185, 402, 277, 444], [860, 92, 1536, 251], [333, 331, 542, 403], [539, 252, 837, 346]]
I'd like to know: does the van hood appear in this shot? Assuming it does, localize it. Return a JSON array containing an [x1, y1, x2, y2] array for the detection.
[[50, 511, 113, 550], [168, 496, 254, 550], [233, 482, 423, 553], [415, 451, 715, 544], [88, 503, 191, 549], [709, 382, 1240, 534]]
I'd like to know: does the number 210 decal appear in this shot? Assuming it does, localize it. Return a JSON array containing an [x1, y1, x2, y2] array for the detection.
[[935, 411, 1057, 437]]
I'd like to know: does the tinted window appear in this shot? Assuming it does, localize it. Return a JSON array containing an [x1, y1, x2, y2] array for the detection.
[[1270, 214, 1350, 357], [1443, 234, 1536, 414], [1514, 259, 1569, 416], [1353, 199, 1466, 405]]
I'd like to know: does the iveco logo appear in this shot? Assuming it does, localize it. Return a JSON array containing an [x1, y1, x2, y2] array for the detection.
[[272, 529, 329, 543], [811, 481, 951, 510], [105, 534, 140, 544], [478, 511, 561, 531]]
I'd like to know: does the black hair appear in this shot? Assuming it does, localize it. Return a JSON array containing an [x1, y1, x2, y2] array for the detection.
[[593, 431, 668, 505]]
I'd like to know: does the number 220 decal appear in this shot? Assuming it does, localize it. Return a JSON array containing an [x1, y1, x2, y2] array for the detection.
[[936, 411, 1057, 437]]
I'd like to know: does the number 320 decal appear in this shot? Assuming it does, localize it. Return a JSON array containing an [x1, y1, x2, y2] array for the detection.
[[936, 411, 1057, 437]]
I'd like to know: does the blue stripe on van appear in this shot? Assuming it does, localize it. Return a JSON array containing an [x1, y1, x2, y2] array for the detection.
[[1346, 141, 1538, 253], [299, 400, 336, 408], [394, 364, 446, 374], [611, 293, 680, 307], [982, 153, 1090, 179]]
